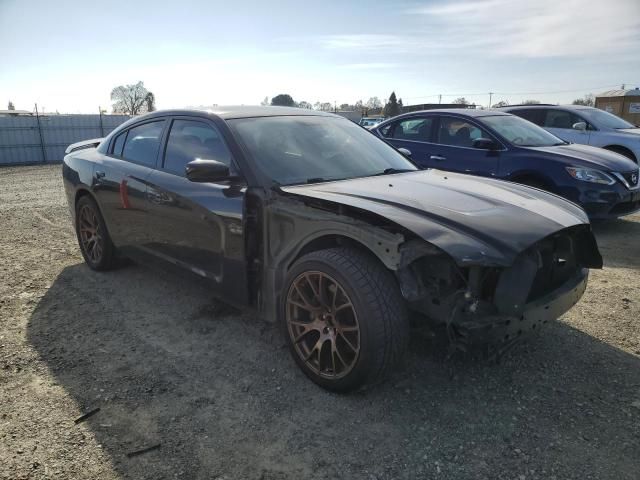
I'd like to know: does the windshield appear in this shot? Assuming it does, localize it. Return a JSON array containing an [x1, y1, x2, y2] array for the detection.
[[229, 116, 417, 185], [579, 108, 635, 129], [481, 114, 566, 147]]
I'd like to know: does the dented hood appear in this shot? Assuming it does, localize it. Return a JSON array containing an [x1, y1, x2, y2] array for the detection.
[[281, 170, 590, 266]]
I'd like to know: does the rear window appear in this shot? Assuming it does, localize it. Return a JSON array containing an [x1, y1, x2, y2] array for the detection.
[[121, 121, 165, 167]]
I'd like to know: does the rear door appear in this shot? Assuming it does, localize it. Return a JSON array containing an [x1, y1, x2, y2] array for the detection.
[[541, 108, 591, 144], [378, 115, 436, 167], [143, 116, 248, 304], [93, 119, 167, 248], [427, 116, 500, 176]]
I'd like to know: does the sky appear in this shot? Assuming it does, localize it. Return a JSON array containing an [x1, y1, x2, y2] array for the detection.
[[1, 0, 639, 113]]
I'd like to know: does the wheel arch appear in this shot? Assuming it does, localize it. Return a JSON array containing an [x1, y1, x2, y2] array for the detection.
[[602, 145, 637, 163]]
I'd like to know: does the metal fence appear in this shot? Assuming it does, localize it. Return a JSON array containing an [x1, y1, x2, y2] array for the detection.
[[0, 114, 132, 165]]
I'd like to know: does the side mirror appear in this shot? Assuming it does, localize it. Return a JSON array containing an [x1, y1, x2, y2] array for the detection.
[[397, 147, 412, 157], [472, 138, 498, 150], [185, 159, 231, 182], [572, 121, 587, 131]]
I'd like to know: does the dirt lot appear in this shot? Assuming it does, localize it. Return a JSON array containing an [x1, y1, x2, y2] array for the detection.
[[1, 164, 639, 480]]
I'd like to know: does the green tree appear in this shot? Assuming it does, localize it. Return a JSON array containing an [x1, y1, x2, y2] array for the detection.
[[384, 91, 401, 118], [145, 92, 156, 112], [572, 94, 594, 107], [111, 81, 155, 115], [7, 100, 15, 110], [398, 98, 403, 112], [271, 94, 295, 107]]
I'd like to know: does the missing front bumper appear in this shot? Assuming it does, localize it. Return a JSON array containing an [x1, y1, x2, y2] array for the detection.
[[456, 268, 588, 345]]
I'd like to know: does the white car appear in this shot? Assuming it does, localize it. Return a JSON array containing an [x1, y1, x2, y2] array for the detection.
[[504, 105, 640, 163]]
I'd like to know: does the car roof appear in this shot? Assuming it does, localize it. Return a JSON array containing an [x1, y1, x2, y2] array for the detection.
[[385, 108, 512, 120], [140, 106, 339, 121], [504, 105, 595, 111]]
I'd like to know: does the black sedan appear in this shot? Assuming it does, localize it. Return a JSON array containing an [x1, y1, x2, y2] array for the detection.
[[372, 109, 640, 219], [62, 107, 602, 392]]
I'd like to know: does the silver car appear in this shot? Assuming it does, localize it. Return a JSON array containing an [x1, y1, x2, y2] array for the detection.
[[504, 105, 640, 163]]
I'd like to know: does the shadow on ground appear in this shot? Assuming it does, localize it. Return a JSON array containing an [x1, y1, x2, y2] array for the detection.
[[592, 217, 640, 269], [27, 260, 640, 480]]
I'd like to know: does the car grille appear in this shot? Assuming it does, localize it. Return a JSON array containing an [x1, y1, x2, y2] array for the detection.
[[619, 169, 639, 189]]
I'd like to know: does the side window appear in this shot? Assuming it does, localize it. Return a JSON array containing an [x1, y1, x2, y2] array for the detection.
[[163, 119, 232, 176], [392, 117, 433, 141], [543, 110, 582, 129], [121, 121, 165, 167], [513, 109, 544, 126], [111, 131, 127, 156], [379, 123, 392, 137], [436, 117, 489, 148]]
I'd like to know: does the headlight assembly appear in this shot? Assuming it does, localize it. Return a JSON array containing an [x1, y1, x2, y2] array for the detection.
[[566, 167, 616, 185]]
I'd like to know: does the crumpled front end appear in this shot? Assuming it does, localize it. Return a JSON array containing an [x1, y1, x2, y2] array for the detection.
[[396, 224, 602, 353]]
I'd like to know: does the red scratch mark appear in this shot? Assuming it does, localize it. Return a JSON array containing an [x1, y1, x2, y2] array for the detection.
[[119, 179, 130, 209]]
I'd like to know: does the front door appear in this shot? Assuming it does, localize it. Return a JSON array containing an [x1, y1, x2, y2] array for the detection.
[[144, 117, 248, 304], [427, 116, 499, 177], [542, 109, 591, 145]]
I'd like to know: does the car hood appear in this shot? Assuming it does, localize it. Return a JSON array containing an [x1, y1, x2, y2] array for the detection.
[[281, 170, 590, 267], [525, 143, 638, 171], [618, 128, 640, 136]]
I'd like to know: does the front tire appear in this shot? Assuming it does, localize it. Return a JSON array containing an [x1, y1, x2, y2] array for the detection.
[[75, 195, 117, 271], [282, 247, 409, 392]]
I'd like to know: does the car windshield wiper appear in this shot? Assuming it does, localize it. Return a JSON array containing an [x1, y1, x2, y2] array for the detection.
[[372, 168, 416, 176]]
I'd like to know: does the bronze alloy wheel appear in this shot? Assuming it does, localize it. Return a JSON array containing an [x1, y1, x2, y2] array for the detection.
[[286, 271, 360, 379], [78, 203, 104, 264]]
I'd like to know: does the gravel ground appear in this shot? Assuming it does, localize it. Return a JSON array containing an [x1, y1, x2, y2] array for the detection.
[[1, 164, 639, 480]]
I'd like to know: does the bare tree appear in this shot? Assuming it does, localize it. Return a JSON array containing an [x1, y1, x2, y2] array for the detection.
[[492, 100, 509, 108], [111, 81, 156, 115], [522, 99, 541, 105], [260, 96, 270, 106], [572, 94, 594, 107], [297, 101, 313, 109], [7, 100, 15, 110], [453, 97, 469, 105], [365, 97, 382, 109]]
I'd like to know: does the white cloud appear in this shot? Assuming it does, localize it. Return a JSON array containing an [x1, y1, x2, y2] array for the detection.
[[410, 0, 640, 58]]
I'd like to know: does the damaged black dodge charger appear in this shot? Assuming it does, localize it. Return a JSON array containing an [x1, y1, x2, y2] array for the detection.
[[62, 107, 602, 391]]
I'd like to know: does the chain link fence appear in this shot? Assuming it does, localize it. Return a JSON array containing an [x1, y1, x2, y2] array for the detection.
[[0, 114, 132, 165]]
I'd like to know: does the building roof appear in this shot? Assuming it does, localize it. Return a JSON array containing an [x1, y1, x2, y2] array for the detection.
[[0, 109, 32, 115], [596, 88, 640, 98]]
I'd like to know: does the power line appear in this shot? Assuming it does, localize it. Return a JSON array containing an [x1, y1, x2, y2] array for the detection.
[[401, 83, 629, 101]]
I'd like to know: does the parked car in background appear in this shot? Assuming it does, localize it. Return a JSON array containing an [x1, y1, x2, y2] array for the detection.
[[503, 105, 640, 163], [372, 109, 640, 219], [359, 117, 385, 128], [63, 107, 602, 392]]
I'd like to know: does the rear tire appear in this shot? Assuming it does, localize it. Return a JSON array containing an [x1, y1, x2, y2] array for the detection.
[[75, 195, 117, 271], [282, 247, 409, 392]]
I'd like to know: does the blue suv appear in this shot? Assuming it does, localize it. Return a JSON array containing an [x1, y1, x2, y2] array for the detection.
[[372, 109, 640, 219]]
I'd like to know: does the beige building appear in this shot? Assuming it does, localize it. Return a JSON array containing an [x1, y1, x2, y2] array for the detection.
[[595, 87, 640, 125]]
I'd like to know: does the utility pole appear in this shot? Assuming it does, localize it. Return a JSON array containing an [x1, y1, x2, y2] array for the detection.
[[488, 92, 493, 108], [34, 103, 47, 163], [438, 94, 442, 104]]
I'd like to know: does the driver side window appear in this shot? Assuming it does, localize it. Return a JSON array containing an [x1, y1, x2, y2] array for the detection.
[[436, 117, 489, 149], [163, 119, 232, 176]]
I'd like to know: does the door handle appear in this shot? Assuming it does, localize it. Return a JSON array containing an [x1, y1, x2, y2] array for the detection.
[[95, 171, 106, 179], [430, 155, 446, 161]]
